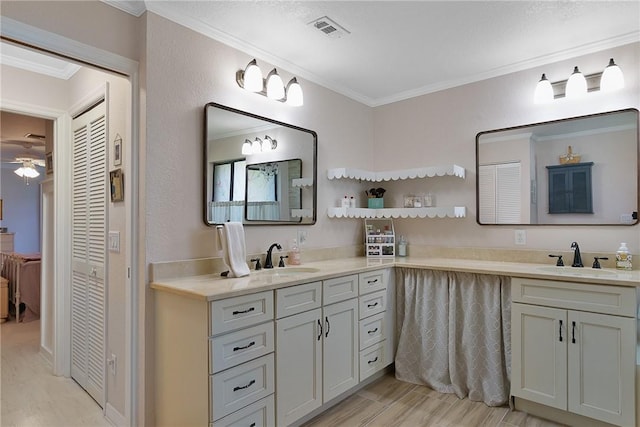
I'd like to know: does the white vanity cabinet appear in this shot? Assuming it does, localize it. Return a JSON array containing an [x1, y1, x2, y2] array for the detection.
[[511, 277, 637, 426], [275, 276, 359, 426], [155, 290, 275, 427], [358, 269, 395, 381]]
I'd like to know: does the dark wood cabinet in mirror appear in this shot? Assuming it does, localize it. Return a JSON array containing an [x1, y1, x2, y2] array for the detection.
[[476, 108, 638, 225], [204, 103, 317, 226]]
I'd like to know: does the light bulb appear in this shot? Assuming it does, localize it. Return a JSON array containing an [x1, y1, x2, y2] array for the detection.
[[241, 139, 252, 155], [565, 66, 587, 99], [534, 73, 554, 104], [252, 137, 262, 153], [266, 69, 285, 100], [243, 59, 263, 92], [285, 78, 304, 106], [600, 58, 624, 92]]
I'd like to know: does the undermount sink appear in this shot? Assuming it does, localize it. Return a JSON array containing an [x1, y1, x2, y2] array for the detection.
[[253, 267, 321, 277], [536, 266, 617, 277]]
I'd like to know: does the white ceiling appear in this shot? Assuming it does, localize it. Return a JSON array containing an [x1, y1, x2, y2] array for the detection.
[[105, 0, 640, 106]]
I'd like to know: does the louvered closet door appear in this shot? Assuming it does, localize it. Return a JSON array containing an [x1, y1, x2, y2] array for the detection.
[[71, 100, 107, 406]]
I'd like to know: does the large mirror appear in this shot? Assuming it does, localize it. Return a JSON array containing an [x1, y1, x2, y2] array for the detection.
[[476, 108, 638, 225], [204, 103, 317, 226]]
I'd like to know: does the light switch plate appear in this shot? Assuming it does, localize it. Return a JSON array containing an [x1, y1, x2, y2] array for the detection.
[[109, 231, 120, 253]]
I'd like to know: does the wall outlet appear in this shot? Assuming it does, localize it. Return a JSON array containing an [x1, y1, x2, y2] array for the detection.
[[297, 229, 308, 246], [514, 229, 526, 245], [620, 213, 634, 224], [107, 353, 117, 375]]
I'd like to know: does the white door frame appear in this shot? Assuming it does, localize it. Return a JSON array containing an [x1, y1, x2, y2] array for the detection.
[[1, 17, 140, 427]]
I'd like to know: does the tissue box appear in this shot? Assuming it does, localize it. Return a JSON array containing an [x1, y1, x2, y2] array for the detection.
[[368, 198, 384, 209]]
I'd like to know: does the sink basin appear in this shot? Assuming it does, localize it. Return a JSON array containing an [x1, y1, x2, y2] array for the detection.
[[253, 267, 321, 278], [536, 266, 617, 277]]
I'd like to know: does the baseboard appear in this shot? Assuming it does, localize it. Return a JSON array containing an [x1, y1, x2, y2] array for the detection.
[[105, 403, 126, 427], [39, 345, 53, 367]]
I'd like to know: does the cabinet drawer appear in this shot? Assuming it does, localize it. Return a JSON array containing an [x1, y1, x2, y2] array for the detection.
[[359, 312, 386, 349], [210, 353, 275, 421], [211, 394, 274, 427], [359, 290, 386, 319], [512, 278, 636, 317], [359, 270, 387, 295], [276, 282, 322, 319], [210, 322, 274, 374], [210, 291, 274, 336], [359, 341, 386, 381], [323, 274, 358, 305]]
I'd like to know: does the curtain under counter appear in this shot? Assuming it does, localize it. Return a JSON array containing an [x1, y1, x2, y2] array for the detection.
[[395, 268, 511, 406]]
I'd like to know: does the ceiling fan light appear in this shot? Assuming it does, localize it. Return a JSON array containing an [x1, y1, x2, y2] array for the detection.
[[285, 78, 304, 106], [15, 165, 39, 178], [243, 59, 263, 92], [266, 69, 285, 100], [534, 73, 554, 104], [600, 58, 624, 92], [241, 139, 252, 155], [565, 66, 587, 99]]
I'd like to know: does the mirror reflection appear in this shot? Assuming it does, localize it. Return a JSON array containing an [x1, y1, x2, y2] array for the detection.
[[476, 109, 638, 225], [205, 103, 317, 226]]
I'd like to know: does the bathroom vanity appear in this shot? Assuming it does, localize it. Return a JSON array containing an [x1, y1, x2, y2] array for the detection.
[[152, 257, 639, 427]]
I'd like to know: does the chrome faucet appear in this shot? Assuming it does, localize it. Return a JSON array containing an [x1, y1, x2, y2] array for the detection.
[[571, 241, 583, 267], [264, 243, 282, 269]]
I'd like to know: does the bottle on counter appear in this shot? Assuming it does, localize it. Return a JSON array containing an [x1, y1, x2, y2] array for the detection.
[[398, 235, 407, 257], [616, 242, 632, 270], [341, 195, 349, 208], [349, 196, 356, 208], [289, 239, 301, 265]]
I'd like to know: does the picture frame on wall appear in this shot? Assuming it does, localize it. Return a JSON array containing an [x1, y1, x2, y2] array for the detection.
[[110, 169, 124, 202], [114, 134, 122, 166], [45, 152, 53, 175]]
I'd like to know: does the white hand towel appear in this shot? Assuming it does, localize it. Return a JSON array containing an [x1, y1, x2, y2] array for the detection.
[[219, 222, 250, 278]]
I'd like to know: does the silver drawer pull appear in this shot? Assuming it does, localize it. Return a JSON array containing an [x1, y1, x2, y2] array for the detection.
[[367, 279, 378, 284], [368, 357, 378, 364], [232, 307, 255, 316], [367, 302, 378, 308], [367, 328, 378, 335], [233, 341, 256, 352], [233, 379, 255, 392]]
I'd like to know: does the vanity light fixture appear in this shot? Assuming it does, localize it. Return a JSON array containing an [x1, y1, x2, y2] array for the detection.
[[242, 135, 278, 155], [236, 59, 304, 106], [533, 58, 625, 104]]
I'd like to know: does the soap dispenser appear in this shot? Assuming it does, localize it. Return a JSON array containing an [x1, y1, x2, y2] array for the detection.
[[616, 242, 632, 270], [398, 236, 407, 257]]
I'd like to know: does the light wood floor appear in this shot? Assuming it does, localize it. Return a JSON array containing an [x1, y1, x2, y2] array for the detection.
[[0, 319, 112, 427], [303, 372, 564, 427], [2, 319, 562, 427]]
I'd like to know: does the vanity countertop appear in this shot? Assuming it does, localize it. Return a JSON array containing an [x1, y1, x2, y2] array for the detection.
[[150, 256, 640, 302]]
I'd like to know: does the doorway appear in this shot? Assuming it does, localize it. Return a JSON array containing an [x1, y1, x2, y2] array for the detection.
[[0, 24, 138, 426]]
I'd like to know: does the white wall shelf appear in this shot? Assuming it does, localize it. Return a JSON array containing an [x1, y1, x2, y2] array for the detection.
[[327, 164, 465, 181], [291, 208, 314, 218], [327, 207, 466, 219], [291, 178, 314, 188]]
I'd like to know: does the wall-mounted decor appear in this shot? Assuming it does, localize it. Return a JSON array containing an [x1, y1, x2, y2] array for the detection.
[[45, 152, 53, 175], [110, 169, 124, 202], [114, 134, 122, 166]]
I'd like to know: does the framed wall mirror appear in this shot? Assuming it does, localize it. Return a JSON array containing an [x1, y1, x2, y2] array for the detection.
[[476, 108, 639, 225], [204, 103, 317, 226]]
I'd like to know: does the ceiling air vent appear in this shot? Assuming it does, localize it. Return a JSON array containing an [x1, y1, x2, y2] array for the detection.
[[308, 16, 350, 39]]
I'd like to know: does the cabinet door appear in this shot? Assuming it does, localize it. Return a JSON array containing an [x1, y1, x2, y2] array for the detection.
[[511, 303, 567, 410], [323, 298, 359, 401], [567, 311, 635, 426], [275, 308, 322, 426]]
